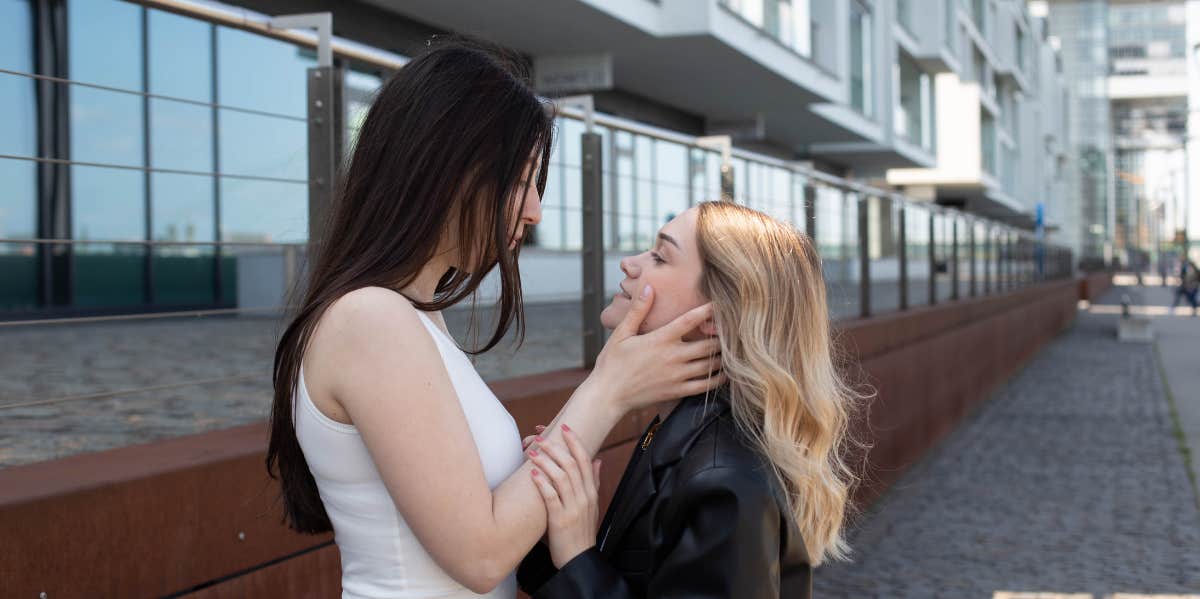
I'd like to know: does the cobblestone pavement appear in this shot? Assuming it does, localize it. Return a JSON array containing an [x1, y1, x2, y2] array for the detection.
[[814, 295, 1200, 598], [0, 302, 583, 468]]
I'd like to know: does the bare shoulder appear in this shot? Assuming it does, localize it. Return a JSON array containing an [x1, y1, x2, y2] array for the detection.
[[305, 286, 439, 410]]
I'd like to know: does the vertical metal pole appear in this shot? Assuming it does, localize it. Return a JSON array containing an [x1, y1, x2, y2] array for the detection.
[[211, 23, 223, 304], [859, 195, 870, 318], [141, 7, 154, 306], [968, 219, 976, 297], [898, 201, 908, 310], [950, 217, 959, 300], [983, 227, 991, 295], [306, 65, 344, 258], [929, 211, 937, 305], [581, 132, 605, 368], [720, 164, 735, 202], [36, 0, 72, 307], [804, 184, 817, 240]]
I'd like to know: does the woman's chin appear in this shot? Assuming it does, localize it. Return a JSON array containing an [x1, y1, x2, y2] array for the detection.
[[599, 303, 624, 330]]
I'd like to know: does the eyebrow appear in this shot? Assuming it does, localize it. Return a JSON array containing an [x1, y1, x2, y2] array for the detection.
[[658, 232, 681, 251]]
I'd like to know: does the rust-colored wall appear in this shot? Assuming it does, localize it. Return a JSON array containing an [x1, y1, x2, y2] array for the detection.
[[0, 277, 1097, 597]]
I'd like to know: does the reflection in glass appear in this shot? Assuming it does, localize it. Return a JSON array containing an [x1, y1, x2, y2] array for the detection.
[[71, 165, 146, 306], [219, 110, 306, 180], [69, 0, 143, 91], [868, 196, 902, 314], [220, 178, 307, 243], [1, 0, 33, 73], [151, 98, 214, 172], [217, 26, 315, 117], [152, 173, 213, 243], [71, 86, 144, 167], [0, 72, 36, 158], [149, 8, 212, 102], [0, 3, 36, 161], [0, 158, 37, 310], [655, 141, 688, 224], [816, 186, 860, 319]]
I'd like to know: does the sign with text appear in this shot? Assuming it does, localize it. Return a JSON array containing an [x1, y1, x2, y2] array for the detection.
[[535, 53, 613, 95]]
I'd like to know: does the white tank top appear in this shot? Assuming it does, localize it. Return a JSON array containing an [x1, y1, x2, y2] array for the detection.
[[295, 310, 524, 599]]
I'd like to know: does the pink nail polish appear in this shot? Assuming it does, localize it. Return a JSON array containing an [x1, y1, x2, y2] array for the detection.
[[642, 284, 652, 298], [534, 435, 544, 442], [561, 423, 571, 433], [531, 469, 540, 477], [528, 449, 539, 457]]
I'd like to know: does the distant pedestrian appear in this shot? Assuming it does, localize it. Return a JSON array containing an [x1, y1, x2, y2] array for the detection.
[[1171, 255, 1199, 315]]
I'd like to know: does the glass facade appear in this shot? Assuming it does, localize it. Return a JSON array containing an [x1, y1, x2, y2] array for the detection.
[[0, 0, 387, 315], [720, 0, 814, 60], [896, 52, 934, 151]]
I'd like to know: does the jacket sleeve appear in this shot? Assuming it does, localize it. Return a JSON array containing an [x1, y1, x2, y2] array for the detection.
[[531, 466, 783, 599], [516, 541, 558, 595]]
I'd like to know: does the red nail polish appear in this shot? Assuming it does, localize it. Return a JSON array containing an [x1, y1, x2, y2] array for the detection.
[[528, 449, 539, 457], [561, 423, 571, 432], [531, 469, 540, 477]]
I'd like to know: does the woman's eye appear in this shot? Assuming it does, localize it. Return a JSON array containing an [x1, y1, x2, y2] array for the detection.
[[651, 251, 665, 265]]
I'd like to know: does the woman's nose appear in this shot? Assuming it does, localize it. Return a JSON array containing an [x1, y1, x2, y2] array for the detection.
[[620, 255, 640, 278], [522, 193, 542, 226]]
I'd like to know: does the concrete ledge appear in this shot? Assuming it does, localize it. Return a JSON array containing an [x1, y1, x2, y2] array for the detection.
[[0, 277, 1092, 596]]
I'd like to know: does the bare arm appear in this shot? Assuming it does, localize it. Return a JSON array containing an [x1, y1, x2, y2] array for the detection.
[[307, 286, 721, 593]]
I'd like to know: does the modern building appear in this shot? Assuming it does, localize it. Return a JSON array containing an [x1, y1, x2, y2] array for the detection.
[[0, 0, 1067, 322], [887, 0, 1071, 241], [1107, 0, 1188, 268]]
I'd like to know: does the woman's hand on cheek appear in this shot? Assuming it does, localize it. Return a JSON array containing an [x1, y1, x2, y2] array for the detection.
[[590, 285, 727, 412], [527, 426, 602, 569]]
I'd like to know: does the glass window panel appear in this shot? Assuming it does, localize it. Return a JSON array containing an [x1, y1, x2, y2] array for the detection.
[[346, 69, 384, 151], [957, 215, 972, 295], [151, 173, 215, 305], [0, 158, 37, 311], [71, 86, 144, 167], [150, 98, 213, 172], [816, 186, 860, 319], [905, 203, 932, 306], [0, 71, 36, 158], [560, 118, 584, 167], [1, 0, 34, 73], [69, 0, 143, 91], [152, 173, 213, 243], [0, 3, 34, 159], [217, 26, 314, 118], [148, 8, 212, 102], [71, 165, 146, 307], [868, 196, 901, 314], [536, 206, 564, 250], [218, 111, 306, 180], [933, 211, 953, 301], [152, 244, 213, 306], [219, 178, 307, 243], [562, 167, 582, 250]]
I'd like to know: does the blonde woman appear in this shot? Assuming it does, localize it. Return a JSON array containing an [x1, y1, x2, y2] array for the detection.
[[517, 201, 858, 598]]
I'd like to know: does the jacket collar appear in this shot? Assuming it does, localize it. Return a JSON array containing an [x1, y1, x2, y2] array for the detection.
[[598, 387, 731, 553]]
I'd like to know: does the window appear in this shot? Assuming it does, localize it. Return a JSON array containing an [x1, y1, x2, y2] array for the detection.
[[895, 52, 934, 151], [850, 1, 873, 117]]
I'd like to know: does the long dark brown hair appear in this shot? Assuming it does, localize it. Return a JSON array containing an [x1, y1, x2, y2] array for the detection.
[[267, 38, 554, 533]]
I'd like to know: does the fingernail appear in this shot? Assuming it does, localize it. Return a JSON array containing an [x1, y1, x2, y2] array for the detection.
[[527, 449, 539, 457], [561, 423, 571, 433], [532, 469, 540, 477], [642, 284, 652, 298], [534, 435, 544, 442]]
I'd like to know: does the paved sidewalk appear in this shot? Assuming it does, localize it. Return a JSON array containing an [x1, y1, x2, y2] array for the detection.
[[815, 288, 1200, 598]]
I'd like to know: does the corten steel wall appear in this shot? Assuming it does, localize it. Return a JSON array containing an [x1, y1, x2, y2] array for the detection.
[[0, 276, 1099, 597]]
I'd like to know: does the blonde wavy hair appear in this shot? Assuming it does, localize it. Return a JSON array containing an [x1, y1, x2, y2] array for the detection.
[[695, 200, 860, 566]]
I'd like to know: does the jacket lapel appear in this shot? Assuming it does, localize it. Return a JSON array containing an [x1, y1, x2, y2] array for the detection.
[[598, 390, 731, 554]]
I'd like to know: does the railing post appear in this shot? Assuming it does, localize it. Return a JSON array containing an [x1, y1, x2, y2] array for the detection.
[[969, 219, 977, 297], [929, 210, 937, 305], [898, 199, 908, 310], [859, 194, 870, 318], [951, 216, 959, 301], [581, 131, 605, 368], [804, 184, 817, 240], [305, 64, 344, 259]]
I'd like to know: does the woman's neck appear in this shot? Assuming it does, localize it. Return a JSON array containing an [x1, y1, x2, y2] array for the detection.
[[401, 255, 455, 304]]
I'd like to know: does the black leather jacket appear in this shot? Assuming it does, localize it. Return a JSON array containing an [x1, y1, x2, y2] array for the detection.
[[517, 390, 812, 598]]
